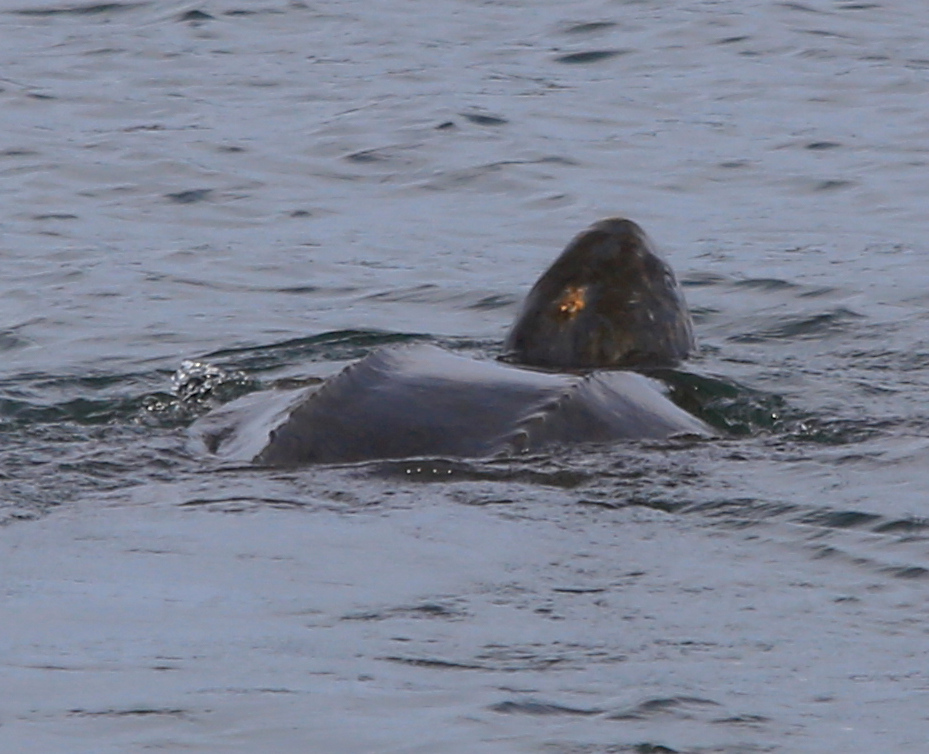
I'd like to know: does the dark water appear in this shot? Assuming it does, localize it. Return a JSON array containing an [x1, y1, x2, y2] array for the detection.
[[2, 1, 929, 752]]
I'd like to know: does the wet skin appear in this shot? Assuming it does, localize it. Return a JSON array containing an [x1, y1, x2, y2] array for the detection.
[[193, 218, 711, 465], [503, 218, 694, 369]]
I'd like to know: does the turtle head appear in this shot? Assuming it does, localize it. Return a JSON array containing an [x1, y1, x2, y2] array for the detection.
[[502, 218, 695, 369]]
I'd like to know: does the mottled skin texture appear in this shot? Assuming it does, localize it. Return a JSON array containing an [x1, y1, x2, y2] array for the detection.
[[503, 218, 694, 369], [194, 218, 709, 465]]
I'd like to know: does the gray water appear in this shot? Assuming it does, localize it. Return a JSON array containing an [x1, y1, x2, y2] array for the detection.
[[2, 1, 929, 752]]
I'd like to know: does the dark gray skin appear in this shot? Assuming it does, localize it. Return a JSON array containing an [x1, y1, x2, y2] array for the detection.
[[192, 218, 710, 465], [503, 217, 694, 369]]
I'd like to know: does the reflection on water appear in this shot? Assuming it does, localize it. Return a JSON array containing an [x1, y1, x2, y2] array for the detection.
[[2, 0, 929, 751]]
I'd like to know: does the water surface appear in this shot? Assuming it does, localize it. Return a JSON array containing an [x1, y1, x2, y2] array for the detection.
[[2, 1, 929, 752]]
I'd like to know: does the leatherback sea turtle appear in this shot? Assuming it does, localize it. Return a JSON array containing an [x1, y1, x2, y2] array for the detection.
[[191, 218, 712, 465]]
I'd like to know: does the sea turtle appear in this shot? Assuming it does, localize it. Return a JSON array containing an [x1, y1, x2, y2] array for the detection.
[[191, 218, 711, 465]]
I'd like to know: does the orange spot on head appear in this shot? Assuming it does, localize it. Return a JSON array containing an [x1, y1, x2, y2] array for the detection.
[[555, 285, 587, 320]]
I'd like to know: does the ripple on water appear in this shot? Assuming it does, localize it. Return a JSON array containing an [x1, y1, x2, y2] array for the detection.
[[3, 2, 929, 749], [553, 49, 632, 64]]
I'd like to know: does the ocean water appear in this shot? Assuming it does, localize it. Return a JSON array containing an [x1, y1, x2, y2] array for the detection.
[[2, 1, 929, 752]]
